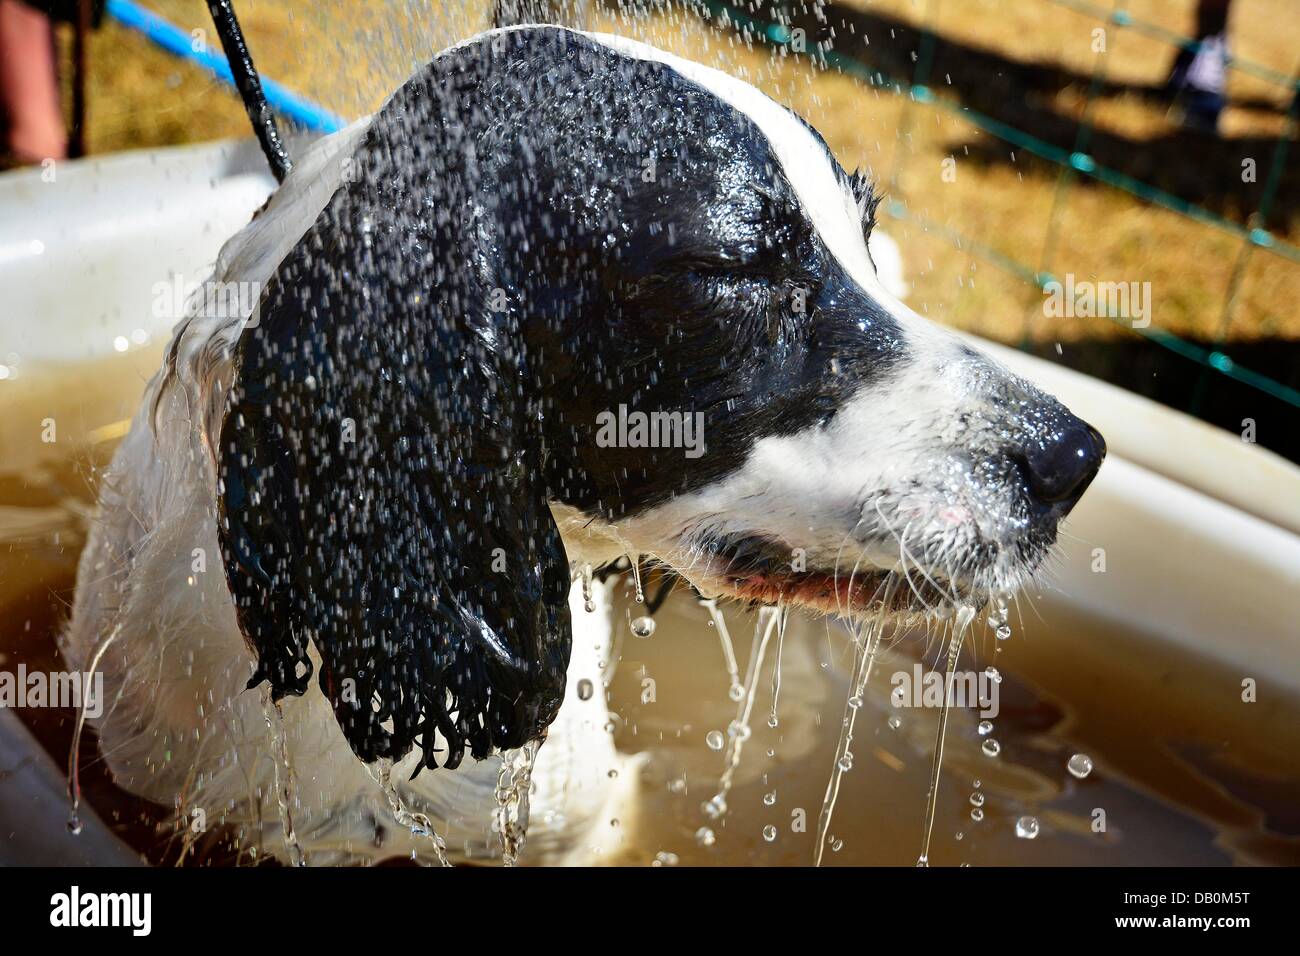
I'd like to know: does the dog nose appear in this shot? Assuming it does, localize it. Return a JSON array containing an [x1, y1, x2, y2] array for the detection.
[[1020, 419, 1106, 508]]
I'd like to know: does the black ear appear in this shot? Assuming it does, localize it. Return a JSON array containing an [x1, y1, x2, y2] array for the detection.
[[217, 110, 571, 772]]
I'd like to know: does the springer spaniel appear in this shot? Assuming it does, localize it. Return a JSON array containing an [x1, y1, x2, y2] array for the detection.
[[62, 25, 1103, 865]]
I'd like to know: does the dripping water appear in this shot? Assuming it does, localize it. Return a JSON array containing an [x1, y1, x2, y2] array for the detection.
[[494, 739, 539, 866], [581, 562, 595, 612], [263, 691, 306, 867], [917, 604, 976, 866], [813, 577, 899, 866], [628, 555, 645, 604], [988, 596, 1011, 641], [65, 623, 121, 836], [700, 597, 745, 701], [703, 604, 783, 823], [768, 607, 788, 729], [367, 759, 452, 867]]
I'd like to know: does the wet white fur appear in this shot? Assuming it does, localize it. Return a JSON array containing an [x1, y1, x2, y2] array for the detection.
[[63, 27, 1020, 865]]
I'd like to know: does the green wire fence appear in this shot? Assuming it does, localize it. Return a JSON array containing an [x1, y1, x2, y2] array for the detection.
[[691, 0, 1300, 410], [1048, 0, 1298, 90]]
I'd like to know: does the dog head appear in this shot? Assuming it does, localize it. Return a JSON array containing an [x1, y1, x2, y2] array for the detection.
[[217, 26, 1103, 773]]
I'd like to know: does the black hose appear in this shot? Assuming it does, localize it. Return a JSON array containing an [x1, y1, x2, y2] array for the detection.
[[205, 0, 291, 182]]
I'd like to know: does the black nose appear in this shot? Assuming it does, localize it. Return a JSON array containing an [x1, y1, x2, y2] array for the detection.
[[1021, 420, 1106, 508]]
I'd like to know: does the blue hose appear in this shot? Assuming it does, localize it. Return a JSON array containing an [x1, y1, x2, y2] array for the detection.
[[106, 0, 346, 134]]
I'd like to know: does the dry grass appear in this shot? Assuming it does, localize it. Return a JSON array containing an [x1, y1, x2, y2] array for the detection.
[[55, 0, 1300, 344]]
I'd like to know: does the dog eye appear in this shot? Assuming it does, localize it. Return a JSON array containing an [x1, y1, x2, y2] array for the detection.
[[672, 250, 765, 277], [695, 271, 773, 304], [765, 278, 820, 344]]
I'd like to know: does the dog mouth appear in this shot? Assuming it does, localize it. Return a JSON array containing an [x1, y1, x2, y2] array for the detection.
[[686, 533, 969, 617]]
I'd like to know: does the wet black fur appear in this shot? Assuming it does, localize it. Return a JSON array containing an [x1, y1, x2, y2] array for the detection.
[[218, 27, 904, 773]]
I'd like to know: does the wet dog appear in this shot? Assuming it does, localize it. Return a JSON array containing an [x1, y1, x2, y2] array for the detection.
[[63, 26, 1103, 864]]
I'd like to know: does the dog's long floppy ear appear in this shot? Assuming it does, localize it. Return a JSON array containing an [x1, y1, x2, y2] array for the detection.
[[216, 104, 572, 772]]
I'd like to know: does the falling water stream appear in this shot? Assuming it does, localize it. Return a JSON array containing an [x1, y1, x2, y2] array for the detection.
[[702, 604, 784, 829], [494, 739, 539, 866], [581, 562, 595, 612], [812, 577, 900, 866], [628, 556, 645, 604], [263, 693, 306, 868], [65, 623, 122, 837], [768, 608, 787, 729], [368, 760, 452, 867], [700, 597, 745, 702], [917, 604, 976, 866]]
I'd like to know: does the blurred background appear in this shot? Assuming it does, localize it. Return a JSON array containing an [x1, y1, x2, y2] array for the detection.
[[5, 0, 1298, 459]]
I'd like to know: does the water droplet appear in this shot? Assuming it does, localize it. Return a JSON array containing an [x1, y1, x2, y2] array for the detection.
[[629, 558, 645, 603], [888, 715, 902, 730], [669, 778, 687, 795], [762, 824, 777, 843], [847, 694, 863, 709], [1015, 815, 1040, 839], [969, 791, 985, 807], [695, 827, 716, 847], [1067, 753, 1094, 779], [702, 794, 727, 818], [766, 714, 779, 728], [763, 791, 777, 806], [984, 666, 1002, 683], [727, 683, 745, 702], [995, 623, 1012, 641], [66, 814, 82, 836], [652, 851, 679, 867], [630, 615, 656, 638], [981, 738, 1001, 757], [837, 753, 854, 772], [977, 719, 993, 735], [705, 730, 725, 751], [727, 719, 751, 742], [577, 678, 594, 701], [987, 597, 1009, 629], [970, 808, 984, 822], [581, 563, 595, 612]]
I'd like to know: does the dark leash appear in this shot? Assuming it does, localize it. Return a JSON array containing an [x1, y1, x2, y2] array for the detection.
[[204, 0, 292, 182]]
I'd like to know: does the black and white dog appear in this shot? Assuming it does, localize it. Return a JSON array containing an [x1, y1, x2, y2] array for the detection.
[[63, 26, 1103, 864]]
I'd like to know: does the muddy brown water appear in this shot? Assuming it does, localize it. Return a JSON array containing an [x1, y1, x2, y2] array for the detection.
[[2, 350, 1299, 865]]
